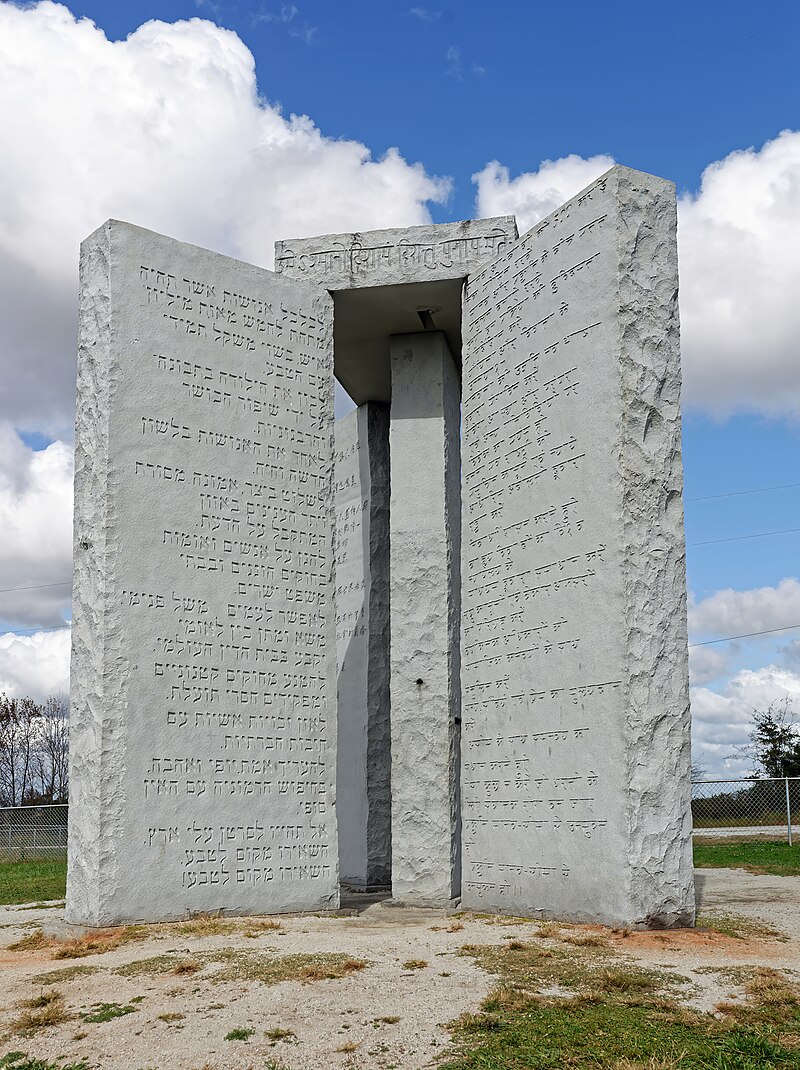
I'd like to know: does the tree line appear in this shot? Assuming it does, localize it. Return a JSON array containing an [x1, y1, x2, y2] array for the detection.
[[0, 692, 69, 807]]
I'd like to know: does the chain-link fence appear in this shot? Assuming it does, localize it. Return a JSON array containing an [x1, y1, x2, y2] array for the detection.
[[691, 778, 800, 843], [0, 803, 68, 861]]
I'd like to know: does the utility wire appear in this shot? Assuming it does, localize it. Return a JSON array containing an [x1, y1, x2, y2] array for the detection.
[[0, 581, 71, 595], [689, 526, 800, 548], [690, 623, 800, 647], [687, 480, 800, 503]]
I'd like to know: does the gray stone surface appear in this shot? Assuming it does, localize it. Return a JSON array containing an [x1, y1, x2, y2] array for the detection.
[[334, 403, 391, 890], [275, 218, 518, 291], [460, 166, 694, 927], [67, 220, 337, 925], [389, 332, 461, 902]]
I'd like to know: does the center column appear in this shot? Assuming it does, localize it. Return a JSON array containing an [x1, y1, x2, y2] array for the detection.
[[389, 331, 461, 902]]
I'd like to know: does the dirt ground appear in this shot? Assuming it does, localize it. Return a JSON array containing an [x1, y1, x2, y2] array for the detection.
[[1, 869, 799, 1070]]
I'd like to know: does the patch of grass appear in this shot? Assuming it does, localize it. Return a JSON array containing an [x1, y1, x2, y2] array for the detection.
[[696, 912, 788, 941], [335, 1040, 360, 1053], [117, 949, 368, 984], [0, 1054, 90, 1070], [0, 860, 67, 905], [172, 959, 202, 976], [693, 839, 800, 876], [402, 959, 427, 970], [224, 1027, 255, 1041], [265, 1027, 295, 1043], [81, 1001, 138, 1023], [9, 924, 145, 959], [29, 965, 97, 986], [158, 1012, 185, 1023], [442, 941, 800, 1069], [373, 1016, 400, 1025], [9, 990, 69, 1035], [171, 913, 282, 939]]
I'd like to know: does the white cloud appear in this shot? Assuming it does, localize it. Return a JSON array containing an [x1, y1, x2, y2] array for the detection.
[[0, 425, 73, 627], [474, 132, 800, 418], [0, 1, 449, 434], [0, 628, 70, 701], [473, 154, 615, 234], [688, 644, 730, 686], [679, 130, 800, 417], [688, 578, 800, 639], [691, 665, 800, 777]]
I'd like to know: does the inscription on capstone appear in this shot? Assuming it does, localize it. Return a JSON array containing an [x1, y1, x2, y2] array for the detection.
[[460, 167, 694, 926], [67, 221, 337, 924]]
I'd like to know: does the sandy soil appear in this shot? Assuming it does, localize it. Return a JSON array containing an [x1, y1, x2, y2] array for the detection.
[[0, 869, 799, 1070]]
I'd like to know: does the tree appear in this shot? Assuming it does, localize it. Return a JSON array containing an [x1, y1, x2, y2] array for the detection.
[[735, 696, 800, 778], [0, 692, 70, 806]]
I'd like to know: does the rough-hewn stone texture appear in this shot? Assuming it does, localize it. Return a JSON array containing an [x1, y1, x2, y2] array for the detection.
[[334, 403, 391, 890], [389, 331, 461, 902], [460, 166, 694, 927], [67, 220, 337, 925]]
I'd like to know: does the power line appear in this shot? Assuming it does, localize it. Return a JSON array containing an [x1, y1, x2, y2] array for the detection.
[[687, 480, 800, 503], [0, 581, 71, 596], [689, 526, 800, 548], [690, 623, 800, 647]]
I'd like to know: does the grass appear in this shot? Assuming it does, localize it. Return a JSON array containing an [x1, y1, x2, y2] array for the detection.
[[8, 991, 69, 1035], [696, 912, 788, 941], [441, 939, 800, 1069], [117, 949, 368, 984], [0, 860, 66, 905], [81, 1001, 138, 1024], [224, 1027, 255, 1041], [9, 924, 145, 958], [29, 965, 97, 986], [693, 839, 800, 876], [265, 1027, 295, 1043], [0, 1054, 90, 1070]]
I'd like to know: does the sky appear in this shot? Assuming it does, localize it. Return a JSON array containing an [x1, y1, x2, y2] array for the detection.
[[1, 0, 800, 778]]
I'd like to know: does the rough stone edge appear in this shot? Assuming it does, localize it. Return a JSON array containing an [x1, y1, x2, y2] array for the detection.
[[365, 403, 391, 888], [66, 221, 128, 925], [614, 167, 695, 927]]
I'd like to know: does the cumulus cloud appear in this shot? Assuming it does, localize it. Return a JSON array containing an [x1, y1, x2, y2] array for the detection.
[[0, 628, 71, 701], [688, 644, 731, 687], [473, 154, 615, 234], [691, 665, 800, 777], [0, 1, 449, 434], [688, 577, 800, 639], [0, 425, 73, 628], [474, 132, 800, 418]]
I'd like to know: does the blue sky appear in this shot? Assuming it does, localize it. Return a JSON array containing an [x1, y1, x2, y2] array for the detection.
[[1, 0, 799, 775]]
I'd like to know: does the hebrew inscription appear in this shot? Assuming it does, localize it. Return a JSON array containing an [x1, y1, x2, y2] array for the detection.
[[67, 221, 336, 924], [460, 167, 694, 926]]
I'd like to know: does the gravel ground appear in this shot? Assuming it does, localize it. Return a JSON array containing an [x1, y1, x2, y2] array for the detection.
[[0, 869, 799, 1069]]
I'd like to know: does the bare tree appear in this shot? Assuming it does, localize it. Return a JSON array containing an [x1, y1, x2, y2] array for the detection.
[[0, 692, 70, 806]]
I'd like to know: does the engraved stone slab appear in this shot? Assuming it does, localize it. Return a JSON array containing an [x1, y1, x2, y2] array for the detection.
[[460, 166, 694, 927], [334, 403, 391, 889], [67, 220, 337, 925], [390, 332, 461, 902], [275, 218, 518, 291]]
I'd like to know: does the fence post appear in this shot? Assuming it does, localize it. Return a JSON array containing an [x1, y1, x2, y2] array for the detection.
[[786, 778, 793, 848]]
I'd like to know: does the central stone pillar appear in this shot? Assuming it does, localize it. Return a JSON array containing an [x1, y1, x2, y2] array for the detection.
[[389, 331, 461, 901]]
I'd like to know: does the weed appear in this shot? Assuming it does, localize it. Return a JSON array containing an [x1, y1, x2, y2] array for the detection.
[[172, 959, 201, 976], [373, 1016, 400, 1025], [158, 1012, 185, 1023], [402, 959, 427, 970], [696, 912, 787, 941], [335, 1040, 360, 1053], [265, 1027, 295, 1043], [29, 965, 97, 986], [82, 1001, 138, 1023], [0, 1054, 89, 1070], [536, 922, 562, 939], [9, 990, 69, 1034], [224, 1027, 255, 1041], [118, 948, 366, 984]]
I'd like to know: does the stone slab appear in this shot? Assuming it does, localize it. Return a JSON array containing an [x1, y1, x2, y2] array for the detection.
[[389, 331, 461, 901], [460, 166, 694, 927], [334, 403, 391, 889], [67, 220, 337, 925], [274, 218, 518, 291]]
